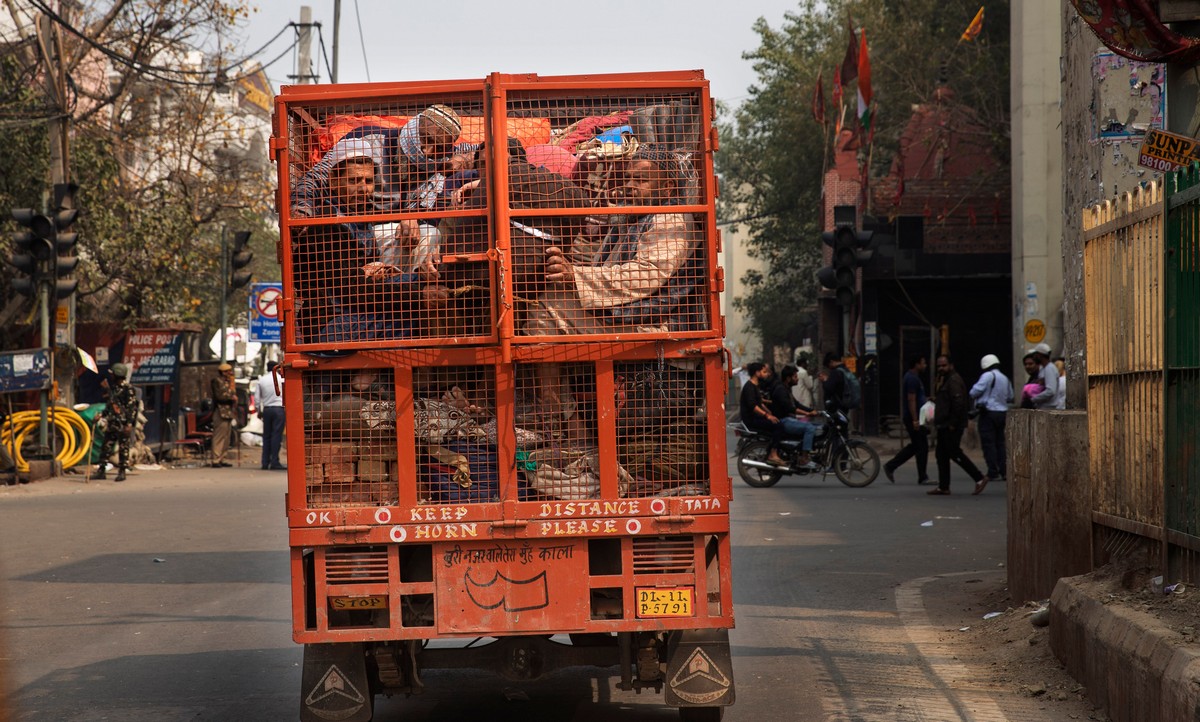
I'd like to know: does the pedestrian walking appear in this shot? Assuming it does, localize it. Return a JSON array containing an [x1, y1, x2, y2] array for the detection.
[[95, 363, 138, 482], [927, 355, 985, 496], [256, 362, 286, 470], [970, 354, 1014, 490], [883, 355, 930, 484], [210, 363, 236, 468]]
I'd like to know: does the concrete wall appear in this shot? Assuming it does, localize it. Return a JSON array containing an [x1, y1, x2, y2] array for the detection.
[[1011, 1, 1064, 383], [720, 219, 765, 368], [1007, 409, 1092, 603]]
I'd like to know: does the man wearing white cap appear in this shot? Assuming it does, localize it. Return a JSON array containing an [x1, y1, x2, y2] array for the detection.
[[1029, 342, 1063, 410]]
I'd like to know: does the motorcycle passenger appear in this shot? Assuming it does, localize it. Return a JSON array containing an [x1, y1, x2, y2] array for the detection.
[[739, 362, 788, 466], [772, 365, 820, 469]]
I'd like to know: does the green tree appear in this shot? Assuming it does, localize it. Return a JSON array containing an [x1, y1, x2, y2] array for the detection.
[[0, 1, 276, 334], [718, 0, 1009, 347]]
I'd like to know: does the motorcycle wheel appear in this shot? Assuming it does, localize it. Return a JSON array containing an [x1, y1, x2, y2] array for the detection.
[[736, 440, 783, 488], [832, 439, 881, 487]]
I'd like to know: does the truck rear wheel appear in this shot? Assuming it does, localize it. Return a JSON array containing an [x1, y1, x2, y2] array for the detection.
[[679, 707, 724, 721]]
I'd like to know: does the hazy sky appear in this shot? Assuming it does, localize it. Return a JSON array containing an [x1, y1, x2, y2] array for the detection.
[[236, 1, 804, 106]]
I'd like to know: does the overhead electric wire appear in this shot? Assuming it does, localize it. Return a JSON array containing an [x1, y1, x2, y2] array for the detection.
[[353, 0, 371, 82], [27, 0, 295, 87], [316, 25, 333, 83]]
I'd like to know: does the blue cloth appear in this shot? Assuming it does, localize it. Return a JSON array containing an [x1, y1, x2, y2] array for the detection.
[[970, 369, 1013, 412], [901, 370, 927, 423], [261, 406, 285, 469], [778, 416, 816, 452]]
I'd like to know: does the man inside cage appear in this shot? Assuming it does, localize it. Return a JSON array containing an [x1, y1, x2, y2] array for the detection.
[[291, 136, 446, 344], [328, 105, 477, 274], [527, 145, 704, 335]]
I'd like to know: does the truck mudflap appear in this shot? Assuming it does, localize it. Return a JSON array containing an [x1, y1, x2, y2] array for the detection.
[[663, 629, 736, 708], [301, 643, 373, 722]]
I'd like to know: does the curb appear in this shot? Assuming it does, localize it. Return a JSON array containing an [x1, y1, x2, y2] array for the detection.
[[1050, 576, 1200, 722]]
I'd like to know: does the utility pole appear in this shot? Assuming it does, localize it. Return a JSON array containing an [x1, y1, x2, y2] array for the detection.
[[331, 0, 341, 83], [219, 226, 228, 362], [39, 12, 76, 412], [296, 6, 315, 84]]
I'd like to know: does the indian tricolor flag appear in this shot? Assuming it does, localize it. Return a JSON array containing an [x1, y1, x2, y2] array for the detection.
[[857, 29, 872, 133]]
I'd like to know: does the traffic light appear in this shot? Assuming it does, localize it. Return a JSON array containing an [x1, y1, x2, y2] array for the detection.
[[9, 208, 53, 297], [228, 230, 253, 293], [817, 225, 858, 307], [49, 208, 79, 299]]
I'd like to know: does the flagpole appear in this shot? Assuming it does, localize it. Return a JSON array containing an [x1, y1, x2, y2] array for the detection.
[[820, 117, 831, 201]]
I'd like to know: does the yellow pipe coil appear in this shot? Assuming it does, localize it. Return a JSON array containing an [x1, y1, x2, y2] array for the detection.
[[0, 407, 92, 473]]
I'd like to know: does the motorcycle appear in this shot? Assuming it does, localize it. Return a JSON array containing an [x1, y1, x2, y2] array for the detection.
[[733, 410, 881, 488]]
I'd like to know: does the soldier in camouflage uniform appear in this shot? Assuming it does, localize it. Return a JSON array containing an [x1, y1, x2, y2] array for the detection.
[[96, 363, 139, 482]]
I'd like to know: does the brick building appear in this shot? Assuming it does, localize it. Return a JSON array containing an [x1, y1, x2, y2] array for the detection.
[[820, 87, 1012, 430]]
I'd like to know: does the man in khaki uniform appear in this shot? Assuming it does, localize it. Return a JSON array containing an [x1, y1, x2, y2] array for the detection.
[[210, 363, 236, 467]]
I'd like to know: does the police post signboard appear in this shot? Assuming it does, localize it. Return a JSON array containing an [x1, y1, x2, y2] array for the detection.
[[125, 329, 182, 385], [1138, 128, 1200, 172], [249, 282, 283, 343]]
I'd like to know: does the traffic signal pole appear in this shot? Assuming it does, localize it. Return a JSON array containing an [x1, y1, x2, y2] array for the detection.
[[220, 225, 228, 362]]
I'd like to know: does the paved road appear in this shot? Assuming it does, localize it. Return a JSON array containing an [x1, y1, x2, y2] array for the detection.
[[0, 441, 1066, 721]]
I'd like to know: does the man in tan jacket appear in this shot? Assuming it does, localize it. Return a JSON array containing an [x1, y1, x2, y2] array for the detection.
[[210, 363, 236, 467]]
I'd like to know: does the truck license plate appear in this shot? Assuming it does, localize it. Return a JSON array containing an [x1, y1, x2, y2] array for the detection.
[[636, 587, 694, 618], [329, 595, 386, 610]]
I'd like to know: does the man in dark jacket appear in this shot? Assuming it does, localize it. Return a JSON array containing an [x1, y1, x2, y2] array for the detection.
[[820, 351, 846, 411], [739, 362, 787, 466], [928, 355, 985, 495]]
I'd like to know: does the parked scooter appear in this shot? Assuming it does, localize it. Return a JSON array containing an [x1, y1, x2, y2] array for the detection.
[[733, 410, 881, 488]]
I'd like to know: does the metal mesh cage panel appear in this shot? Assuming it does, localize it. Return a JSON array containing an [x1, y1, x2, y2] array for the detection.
[[514, 362, 600, 501], [278, 83, 716, 350], [505, 91, 711, 339], [411, 365, 499, 505], [302, 368, 398, 507], [283, 91, 497, 349], [614, 361, 710, 497]]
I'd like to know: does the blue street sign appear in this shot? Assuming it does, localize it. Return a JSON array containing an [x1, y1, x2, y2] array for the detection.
[[249, 282, 283, 343]]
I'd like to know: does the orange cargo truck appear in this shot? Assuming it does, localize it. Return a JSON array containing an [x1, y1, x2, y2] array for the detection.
[[272, 70, 734, 721]]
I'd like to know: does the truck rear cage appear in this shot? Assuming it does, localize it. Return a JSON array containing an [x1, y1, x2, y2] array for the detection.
[[275, 77, 720, 352], [297, 355, 716, 509]]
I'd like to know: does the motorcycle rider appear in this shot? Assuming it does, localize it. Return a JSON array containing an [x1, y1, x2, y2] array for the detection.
[[739, 362, 787, 466], [771, 365, 820, 469]]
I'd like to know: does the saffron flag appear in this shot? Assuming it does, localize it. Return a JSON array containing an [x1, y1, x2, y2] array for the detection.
[[960, 6, 984, 43], [812, 70, 826, 124], [857, 28, 872, 132], [840, 16, 859, 86]]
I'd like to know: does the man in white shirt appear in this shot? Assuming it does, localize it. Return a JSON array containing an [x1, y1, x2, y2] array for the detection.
[[256, 361, 286, 470]]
